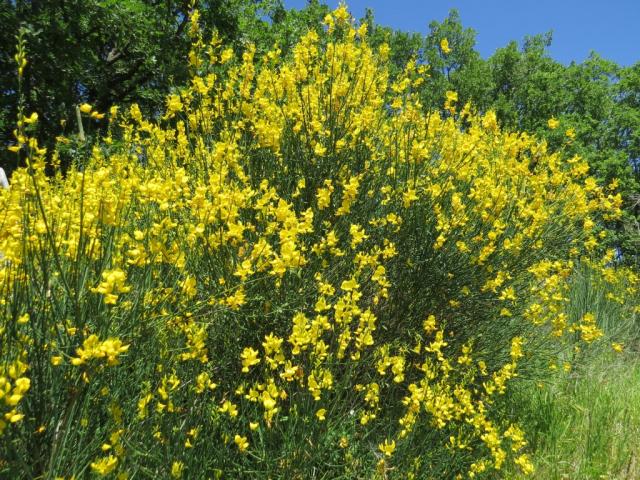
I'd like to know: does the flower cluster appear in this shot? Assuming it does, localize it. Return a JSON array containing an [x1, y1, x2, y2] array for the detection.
[[0, 5, 637, 479]]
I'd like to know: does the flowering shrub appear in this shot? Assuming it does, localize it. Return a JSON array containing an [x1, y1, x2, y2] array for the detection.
[[1, 6, 638, 479]]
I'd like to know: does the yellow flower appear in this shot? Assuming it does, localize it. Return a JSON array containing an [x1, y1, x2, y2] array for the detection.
[[423, 314, 437, 334], [171, 461, 184, 478], [510, 337, 524, 360], [234, 434, 249, 452], [445, 90, 458, 112], [316, 181, 334, 210], [612, 342, 624, 353], [316, 408, 327, 421], [220, 48, 234, 64], [515, 453, 534, 475], [79, 103, 92, 114], [440, 38, 452, 54], [314, 142, 327, 157], [90, 455, 118, 476], [349, 224, 368, 249], [166, 94, 183, 115], [23, 112, 38, 124], [378, 439, 396, 457], [547, 117, 559, 129], [403, 189, 418, 208], [578, 313, 603, 342], [70, 334, 129, 367], [90, 269, 131, 305], [240, 347, 260, 373], [332, 4, 350, 25], [218, 400, 238, 418]]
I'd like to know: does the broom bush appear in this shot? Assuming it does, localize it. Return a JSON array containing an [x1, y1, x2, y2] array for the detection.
[[1, 6, 637, 479]]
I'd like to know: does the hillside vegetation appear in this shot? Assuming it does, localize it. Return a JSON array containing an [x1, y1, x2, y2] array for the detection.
[[1, 4, 638, 479]]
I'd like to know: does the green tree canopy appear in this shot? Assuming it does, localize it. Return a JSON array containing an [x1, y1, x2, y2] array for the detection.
[[1, 0, 244, 172]]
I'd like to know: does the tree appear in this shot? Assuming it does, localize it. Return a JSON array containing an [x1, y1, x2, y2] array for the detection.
[[237, 0, 330, 56], [0, 0, 244, 173], [420, 10, 492, 112]]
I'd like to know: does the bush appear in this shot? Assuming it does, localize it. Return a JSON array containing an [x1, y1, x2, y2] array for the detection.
[[1, 6, 637, 479]]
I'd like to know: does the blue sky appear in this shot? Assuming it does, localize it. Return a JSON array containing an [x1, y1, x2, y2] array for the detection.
[[283, 0, 640, 66]]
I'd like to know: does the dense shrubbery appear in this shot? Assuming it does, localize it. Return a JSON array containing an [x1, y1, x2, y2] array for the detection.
[[1, 6, 638, 479], [5, 1, 639, 259]]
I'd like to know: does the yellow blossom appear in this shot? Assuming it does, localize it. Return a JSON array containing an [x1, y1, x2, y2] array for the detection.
[[23, 112, 38, 124], [240, 347, 260, 373], [440, 38, 452, 54], [234, 434, 249, 452], [378, 439, 396, 457], [90, 456, 118, 476], [171, 461, 184, 478]]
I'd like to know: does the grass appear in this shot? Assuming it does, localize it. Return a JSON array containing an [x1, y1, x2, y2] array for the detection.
[[505, 265, 640, 480], [508, 352, 640, 479]]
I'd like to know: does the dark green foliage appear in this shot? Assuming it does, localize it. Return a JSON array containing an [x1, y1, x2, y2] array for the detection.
[[0, 0, 243, 173], [238, 0, 330, 56]]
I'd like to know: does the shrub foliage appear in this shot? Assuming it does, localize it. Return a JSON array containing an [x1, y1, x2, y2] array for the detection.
[[1, 6, 637, 479]]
